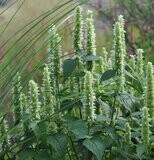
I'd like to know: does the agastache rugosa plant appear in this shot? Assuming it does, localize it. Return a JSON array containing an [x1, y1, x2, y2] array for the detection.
[[113, 16, 126, 93], [118, 15, 126, 56], [99, 47, 108, 73], [48, 26, 61, 90], [141, 107, 150, 145], [42, 65, 54, 116], [145, 62, 154, 127], [86, 10, 96, 72], [73, 6, 83, 92], [42, 65, 57, 133], [83, 71, 96, 122], [136, 49, 144, 77], [73, 6, 83, 56], [125, 122, 131, 144], [129, 54, 136, 71], [29, 80, 40, 120], [1, 5, 153, 159], [48, 25, 61, 111]]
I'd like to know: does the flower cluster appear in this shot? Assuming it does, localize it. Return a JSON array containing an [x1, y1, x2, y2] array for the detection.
[[125, 122, 131, 144], [83, 71, 96, 121], [141, 107, 150, 144], [73, 6, 83, 55], [48, 25, 61, 92], [42, 65, 54, 115], [145, 62, 154, 126], [86, 10, 96, 72], [48, 26, 61, 111], [113, 16, 126, 93], [29, 80, 40, 120], [136, 49, 144, 77]]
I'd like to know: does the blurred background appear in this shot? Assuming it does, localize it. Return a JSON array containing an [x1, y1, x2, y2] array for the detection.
[[0, 0, 154, 65]]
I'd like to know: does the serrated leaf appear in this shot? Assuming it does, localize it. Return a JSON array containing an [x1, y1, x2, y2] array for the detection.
[[83, 137, 106, 160], [63, 58, 78, 79], [101, 69, 116, 81], [116, 93, 136, 112], [47, 133, 68, 157], [67, 119, 88, 139], [136, 144, 148, 156]]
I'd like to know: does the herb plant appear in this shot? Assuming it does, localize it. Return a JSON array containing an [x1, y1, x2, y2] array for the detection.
[[0, 4, 154, 160]]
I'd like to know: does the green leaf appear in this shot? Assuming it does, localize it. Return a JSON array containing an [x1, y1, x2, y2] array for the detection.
[[107, 127, 118, 140], [63, 58, 78, 79], [116, 93, 136, 112], [17, 149, 51, 160], [101, 69, 116, 81], [83, 137, 106, 160], [124, 70, 137, 80], [31, 121, 47, 142], [67, 119, 88, 139], [82, 55, 101, 61], [95, 115, 111, 122], [17, 149, 37, 160], [60, 99, 78, 112], [37, 151, 51, 160], [47, 133, 68, 158], [136, 144, 148, 156]]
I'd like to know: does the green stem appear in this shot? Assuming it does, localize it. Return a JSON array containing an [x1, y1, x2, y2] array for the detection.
[[67, 148, 72, 160], [69, 134, 79, 160], [77, 57, 82, 119]]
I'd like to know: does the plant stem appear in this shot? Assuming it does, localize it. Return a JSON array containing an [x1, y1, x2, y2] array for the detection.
[[68, 134, 79, 160], [77, 57, 82, 119]]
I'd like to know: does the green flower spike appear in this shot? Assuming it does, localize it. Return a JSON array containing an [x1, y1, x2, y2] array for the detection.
[[118, 15, 126, 56], [141, 107, 150, 145], [129, 55, 136, 71], [99, 57, 104, 74], [125, 122, 131, 144], [86, 10, 96, 72], [48, 25, 61, 111], [42, 65, 57, 133], [73, 6, 83, 55], [69, 76, 76, 93], [136, 49, 144, 77], [146, 62, 154, 127], [48, 25, 61, 93], [42, 65, 54, 115], [113, 20, 125, 93], [99, 48, 108, 73], [29, 80, 40, 120], [84, 71, 96, 121]]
